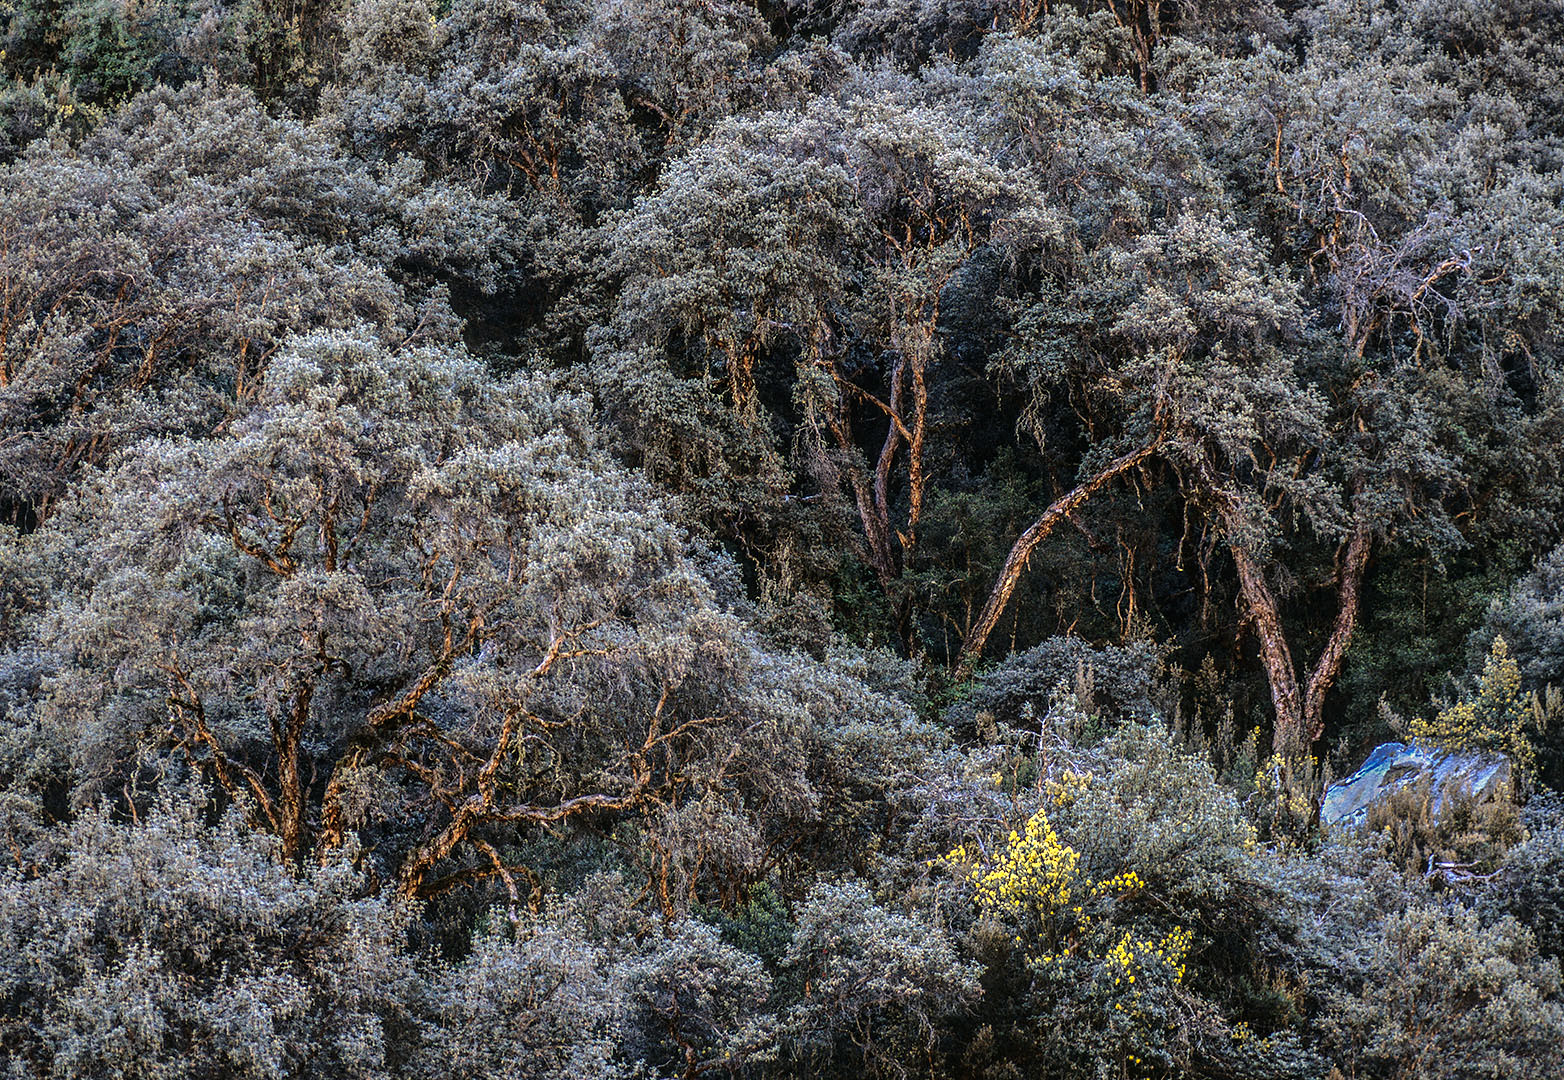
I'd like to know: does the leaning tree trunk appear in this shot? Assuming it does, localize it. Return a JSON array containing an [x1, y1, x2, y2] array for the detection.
[[955, 440, 1160, 678]]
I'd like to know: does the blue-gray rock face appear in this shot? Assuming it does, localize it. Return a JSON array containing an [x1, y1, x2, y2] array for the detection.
[[1321, 742, 1514, 828]]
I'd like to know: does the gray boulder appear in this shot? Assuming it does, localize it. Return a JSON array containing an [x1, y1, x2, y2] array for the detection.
[[1322, 742, 1514, 829]]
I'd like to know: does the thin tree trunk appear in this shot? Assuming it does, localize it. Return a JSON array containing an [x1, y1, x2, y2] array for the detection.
[[956, 440, 1159, 677], [871, 354, 905, 570], [275, 680, 313, 864], [901, 321, 932, 551], [847, 442, 899, 593]]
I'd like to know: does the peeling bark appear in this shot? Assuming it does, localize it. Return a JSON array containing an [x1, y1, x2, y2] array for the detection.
[[1302, 524, 1373, 743], [1228, 518, 1374, 756], [1229, 543, 1307, 754], [956, 440, 1160, 677]]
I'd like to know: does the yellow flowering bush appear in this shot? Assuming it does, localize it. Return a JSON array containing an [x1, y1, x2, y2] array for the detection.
[[947, 802, 1189, 981], [1411, 636, 1536, 776], [1044, 768, 1090, 809], [1106, 927, 1192, 995], [948, 807, 1081, 955], [943, 727, 1279, 1078], [1252, 751, 1320, 841], [948, 811, 1197, 1077]]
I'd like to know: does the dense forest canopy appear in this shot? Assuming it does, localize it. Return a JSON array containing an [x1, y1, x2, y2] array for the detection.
[[4, 0, 1564, 1076]]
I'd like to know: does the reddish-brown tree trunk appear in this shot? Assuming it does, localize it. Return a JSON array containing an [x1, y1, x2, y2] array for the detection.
[[275, 681, 313, 864], [956, 441, 1159, 677], [1302, 525, 1373, 742], [1230, 525, 1374, 756], [1229, 544, 1307, 754]]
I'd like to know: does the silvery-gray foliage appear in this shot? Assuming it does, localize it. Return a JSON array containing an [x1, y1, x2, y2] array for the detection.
[[24, 326, 831, 901], [4, 0, 1564, 1077], [415, 909, 629, 1080], [0, 79, 514, 525], [1319, 904, 1564, 1080], [783, 880, 980, 1078], [0, 785, 417, 1079]]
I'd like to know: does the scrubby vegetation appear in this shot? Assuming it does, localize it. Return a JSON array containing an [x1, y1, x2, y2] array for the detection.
[[4, 0, 1564, 1075]]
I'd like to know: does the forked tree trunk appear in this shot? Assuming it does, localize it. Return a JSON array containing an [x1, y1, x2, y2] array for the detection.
[[820, 323, 934, 643], [1301, 525, 1373, 741], [955, 440, 1160, 677], [1230, 524, 1374, 756]]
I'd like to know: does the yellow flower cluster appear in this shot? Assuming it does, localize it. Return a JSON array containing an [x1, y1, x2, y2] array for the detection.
[[948, 805, 1201, 1024], [1092, 869, 1145, 897], [1253, 751, 1318, 828], [1105, 926, 1192, 991], [954, 808, 1080, 926], [1044, 769, 1090, 809], [1226, 1019, 1277, 1054], [1410, 636, 1536, 775]]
